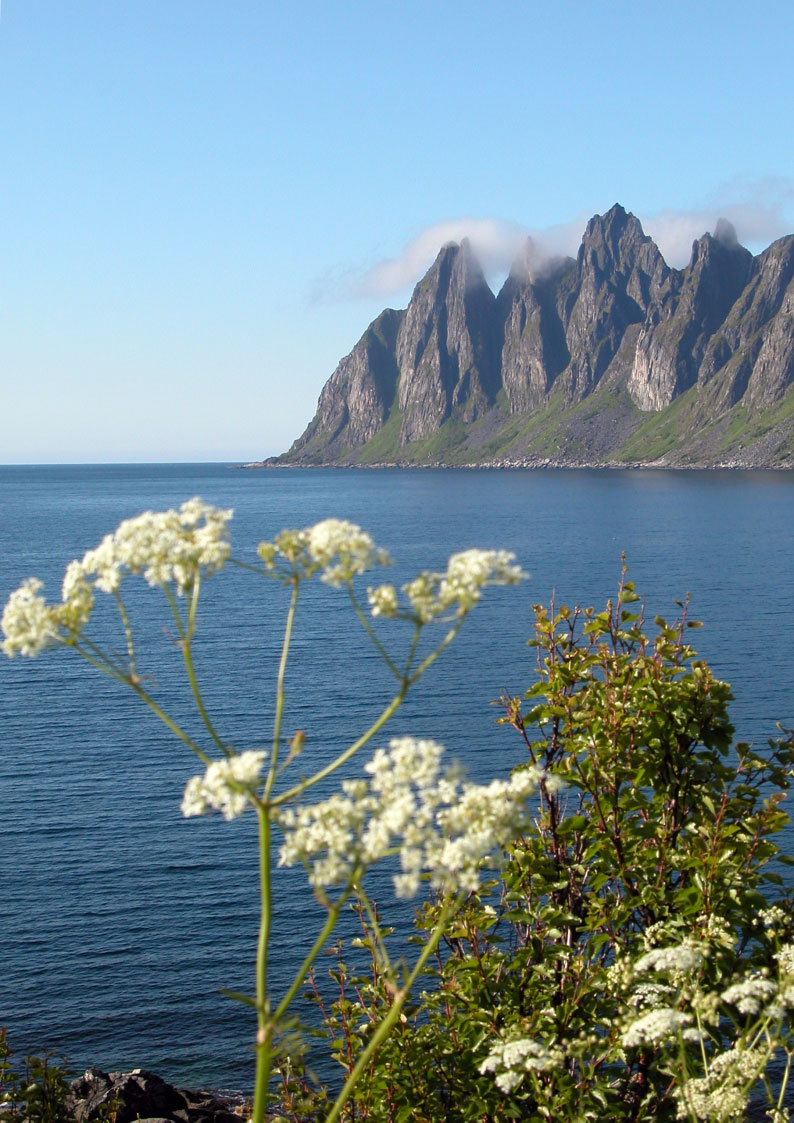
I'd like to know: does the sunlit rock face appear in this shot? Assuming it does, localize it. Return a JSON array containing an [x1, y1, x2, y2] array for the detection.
[[628, 220, 754, 410], [275, 206, 794, 467], [395, 239, 498, 442]]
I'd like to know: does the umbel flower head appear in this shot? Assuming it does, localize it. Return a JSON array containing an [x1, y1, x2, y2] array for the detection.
[[479, 1032, 563, 1093], [1, 499, 232, 657], [257, 518, 391, 586], [276, 737, 550, 898], [75, 497, 232, 595], [181, 750, 267, 820], [369, 548, 526, 622]]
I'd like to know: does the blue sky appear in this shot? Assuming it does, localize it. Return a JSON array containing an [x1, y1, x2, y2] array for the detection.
[[2, 0, 793, 462]]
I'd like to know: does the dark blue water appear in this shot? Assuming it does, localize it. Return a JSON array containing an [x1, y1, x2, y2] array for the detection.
[[2, 464, 793, 1092]]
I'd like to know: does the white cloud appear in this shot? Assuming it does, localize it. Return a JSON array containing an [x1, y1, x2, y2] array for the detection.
[[641, 178, 794, 267], [355, 218, 529, 297], [348, 214, 589, 301], [322, 179, 794, 303]]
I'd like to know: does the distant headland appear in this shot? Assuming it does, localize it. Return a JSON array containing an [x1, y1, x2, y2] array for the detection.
[[259, 205, 794, 469]]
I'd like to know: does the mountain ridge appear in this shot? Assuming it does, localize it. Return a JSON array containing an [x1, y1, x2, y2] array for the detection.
[[266, 205, 794, 469]]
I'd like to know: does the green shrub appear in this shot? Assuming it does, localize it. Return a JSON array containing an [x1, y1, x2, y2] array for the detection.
[[0, 1029, 74, 1123], [304, 573, 794, 1122]]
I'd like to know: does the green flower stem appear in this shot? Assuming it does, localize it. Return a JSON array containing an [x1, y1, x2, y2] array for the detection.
[[346, 585, 401, 681], [252, 803, 273, 1123], [273, 687, 407, 807], [162, 583, 187, 640], [129, 680, 214, 767], [70, 640, 211, 765], [181, 637, 230, 758], [407, 619, 464, 684], [229, 558, 270, 576], [113, 592, 137, 678], [358, 890, 392, 974], [186, 574, 200, 639], [775, 1048, 792, 1114], [401, 625, 420, 679], [273, 880, 357, 1025], [324, 894, 461, 1123], [161, 580, 230, 759], [273, 617, 467, 808], [71, 633, 128, 677], [266, 577, 299, 801]]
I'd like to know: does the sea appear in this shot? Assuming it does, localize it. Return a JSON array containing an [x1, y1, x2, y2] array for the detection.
[[1, 463, 793, 1094]]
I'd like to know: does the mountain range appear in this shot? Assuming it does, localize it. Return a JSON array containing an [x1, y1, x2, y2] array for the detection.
[[267, 205, 794, 468]]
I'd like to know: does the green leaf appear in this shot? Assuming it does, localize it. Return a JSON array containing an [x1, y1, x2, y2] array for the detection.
[[219, 989, 258, 1008]]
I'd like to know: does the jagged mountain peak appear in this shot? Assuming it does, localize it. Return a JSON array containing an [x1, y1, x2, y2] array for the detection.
[[689, 224, 752, 270], [506, 236, 539, 283], [273, 205, 794, 469], [579, 203, 655, 273], [714, 217, 739, 248], [583, 201, 632, 237], [415, 236, 489, 301]]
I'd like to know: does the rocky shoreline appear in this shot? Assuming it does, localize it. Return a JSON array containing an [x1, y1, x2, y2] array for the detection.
[[236, 455, 793, 470], [62, 1067, 247, 1123]]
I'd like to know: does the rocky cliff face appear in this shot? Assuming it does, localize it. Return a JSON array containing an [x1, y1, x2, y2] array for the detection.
[[274, 205, 794, 468], [395, 239, 498, 441]]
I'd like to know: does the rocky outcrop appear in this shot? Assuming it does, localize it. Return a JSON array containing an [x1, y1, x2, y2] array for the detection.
[[395, 239, 498, 441], [284, 308, 402, 461], [271, 205, 794, 469], [67, 1067, 244, 1123], [496, 240, 572, 412], [563, 204, 670, 400], [628, 219, 754, 410]]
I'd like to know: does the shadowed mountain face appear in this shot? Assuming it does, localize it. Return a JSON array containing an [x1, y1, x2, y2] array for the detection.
[[274, 205, 794, 468]]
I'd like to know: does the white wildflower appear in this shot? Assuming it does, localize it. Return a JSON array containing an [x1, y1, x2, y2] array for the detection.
[[479, 1034, 562, 1094], [760, 905, 788, 930], [367, 583, 399, 618], [181, 750, 266, 821], [629, 982, 677, 1010], [257, 519, 390, 585], [633, 942, 703, 977], [721, 974, 777, 1015], [1, 578, 60, 657], [403, 549, 525, 622], [277, 738, 542, 897], [78, 498, 232, 594], [674, 1045, 768, 1121], [306, 518, 390, 586], [777, 942, 794, 977], [439, 549, 526, 613], [3, 499, 232, 656], [622, 1007, 692, 1048]]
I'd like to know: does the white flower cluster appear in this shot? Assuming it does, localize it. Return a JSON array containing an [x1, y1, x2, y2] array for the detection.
[[674, 1045, 769, 1121], [2, 499, 232, 657], [257, 518, 391, 586], [75, 497, 232, 594], [367, 548, 526, 623], [622, 1006, 693, 1049], [366, 583, 399, 617], [1, 578, 61, 657], [760, 905, 789, 932], [478, 1034, 562, 1093], [777, 942, 794, 978], [276, 737, 545, 898], [720, 974, 778, 1016], [181, 750, 266, 820], [633, 942, 703, 978]]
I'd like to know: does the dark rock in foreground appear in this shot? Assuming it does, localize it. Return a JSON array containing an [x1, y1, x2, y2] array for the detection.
[[67, 1068, 245, 1123]]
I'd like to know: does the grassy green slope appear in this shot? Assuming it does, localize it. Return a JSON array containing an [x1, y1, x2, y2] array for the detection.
[[278, 380, 794, 468]]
